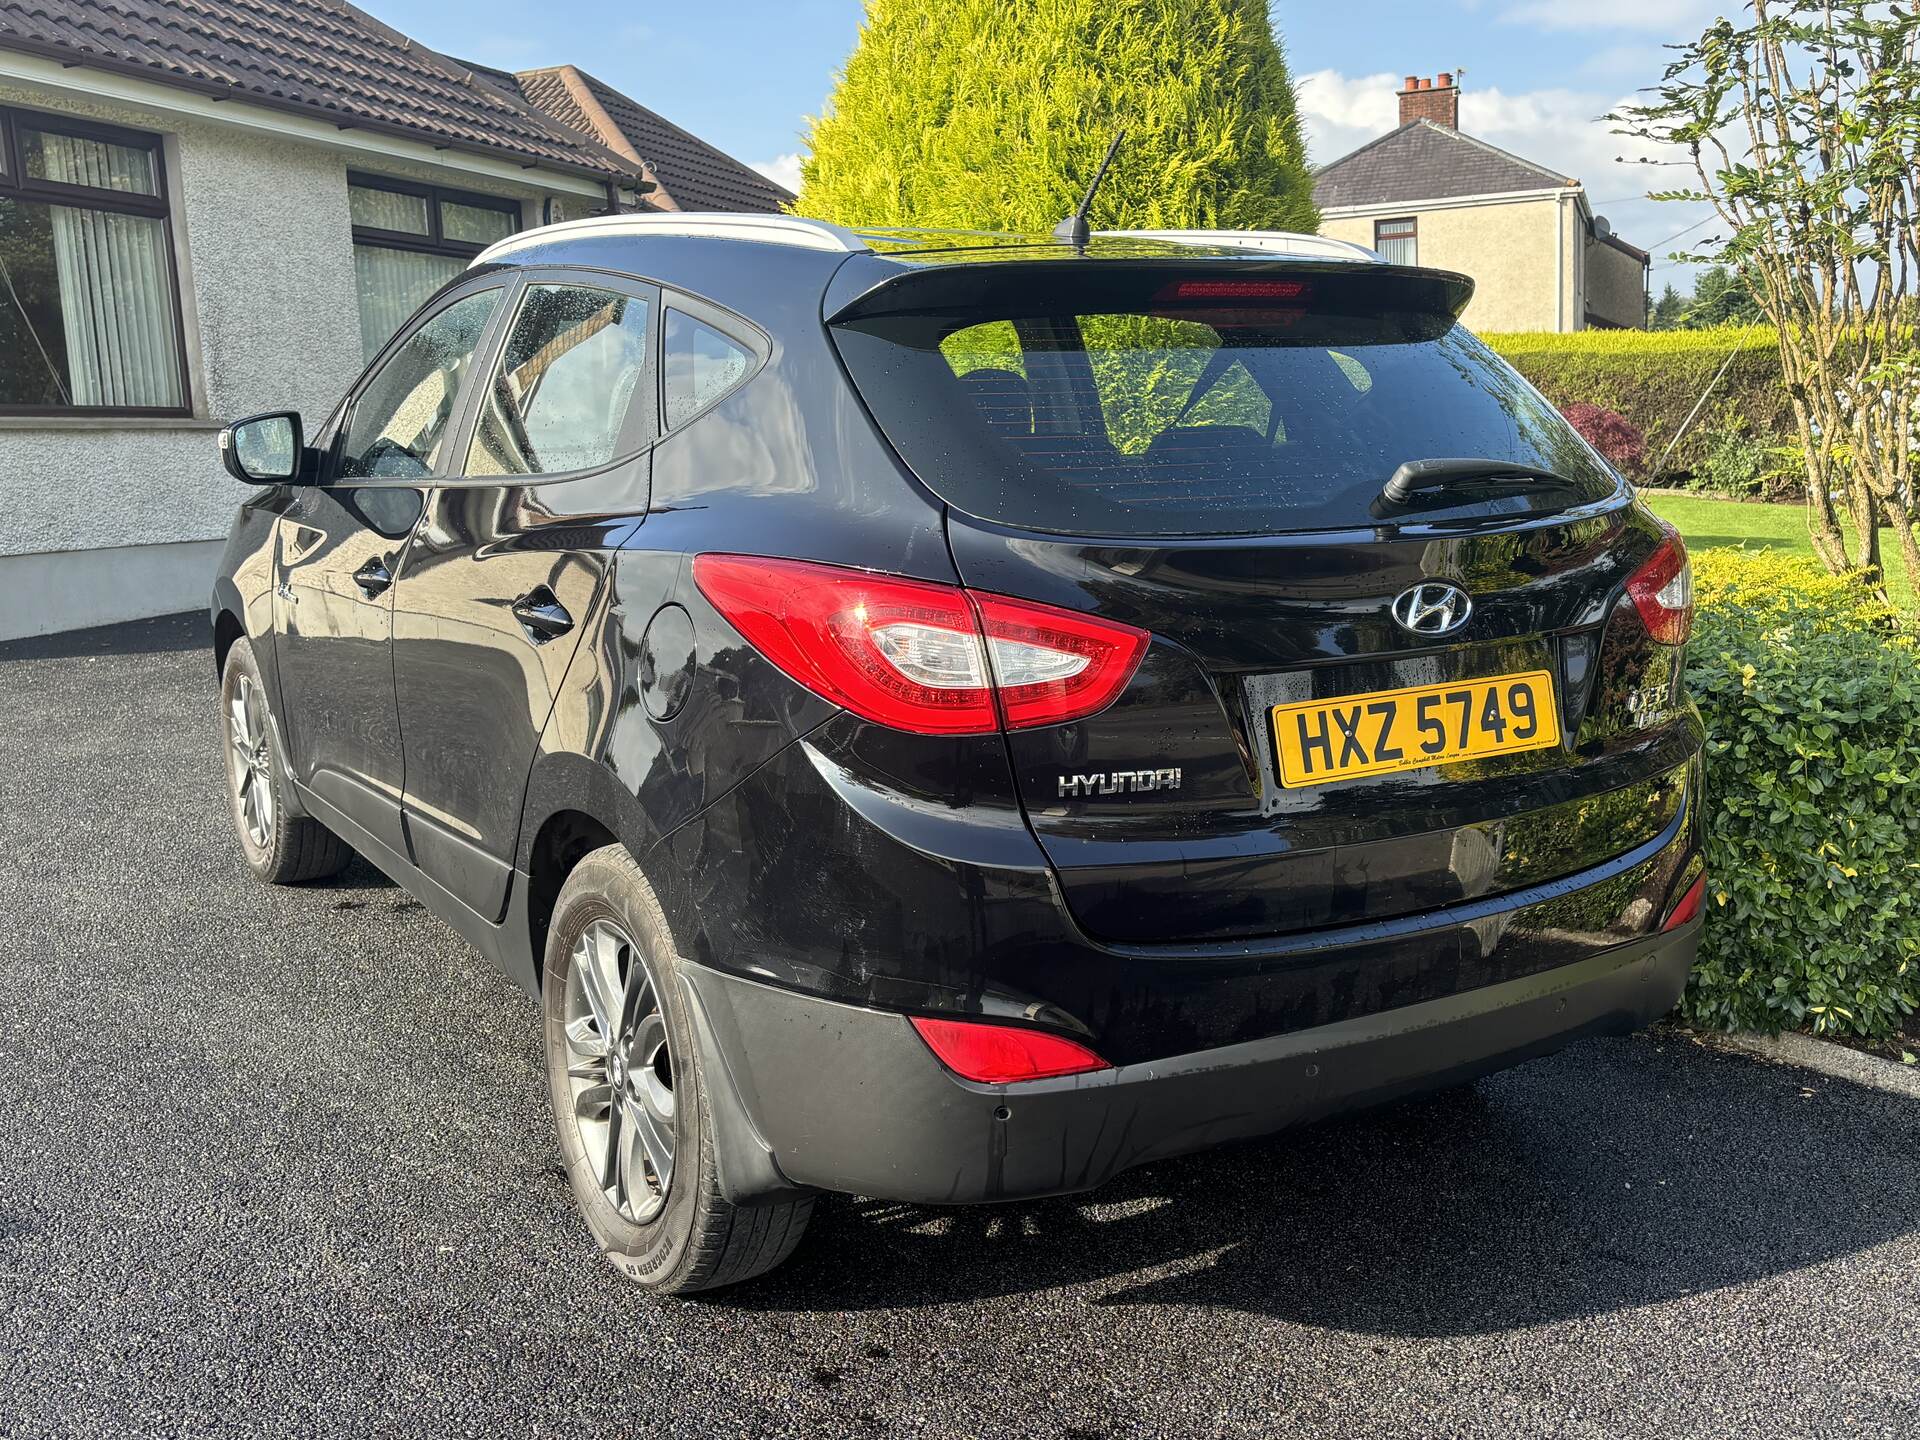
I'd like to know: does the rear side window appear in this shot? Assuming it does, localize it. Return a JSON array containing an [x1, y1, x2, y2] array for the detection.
[[662, 310, 753, 429], [465, 283, 651, 477], [831, 274, 1617, 537]]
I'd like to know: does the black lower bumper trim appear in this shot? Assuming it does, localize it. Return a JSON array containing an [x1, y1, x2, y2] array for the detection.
[[681, 924, 1699, 1205]]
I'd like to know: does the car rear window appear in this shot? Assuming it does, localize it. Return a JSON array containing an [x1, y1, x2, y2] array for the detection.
[[830, 270, 1619, 537]]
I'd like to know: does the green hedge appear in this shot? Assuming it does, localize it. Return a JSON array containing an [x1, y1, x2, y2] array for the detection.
[[1485, 329, 1793, 487], [1682, 549, 1920, 1040]]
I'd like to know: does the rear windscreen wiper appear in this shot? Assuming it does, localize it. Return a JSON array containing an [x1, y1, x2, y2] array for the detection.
[[1380, 457, 1581, 506]]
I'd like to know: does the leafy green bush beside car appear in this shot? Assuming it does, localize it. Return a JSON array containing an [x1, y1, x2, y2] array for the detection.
[[1680, 548, 1920, 1040]]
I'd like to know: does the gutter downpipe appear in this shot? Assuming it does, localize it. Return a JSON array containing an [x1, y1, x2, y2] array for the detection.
[[1556, 191, 1567, 332]]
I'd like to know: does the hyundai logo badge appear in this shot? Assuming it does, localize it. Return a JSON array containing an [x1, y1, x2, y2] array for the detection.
[[1391, 582, 1472, 636]]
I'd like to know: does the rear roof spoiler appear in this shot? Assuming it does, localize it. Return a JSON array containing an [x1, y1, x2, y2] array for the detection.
[[825, 255, 1474, 325], [1095, 230, 1383, 263]]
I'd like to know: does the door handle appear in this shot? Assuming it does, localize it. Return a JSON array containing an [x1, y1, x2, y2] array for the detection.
[[352, 557, 393, 598], [511, 587, 574, 645]]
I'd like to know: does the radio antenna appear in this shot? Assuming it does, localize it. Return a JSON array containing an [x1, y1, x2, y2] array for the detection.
[[1052, 129, 1126, 247]]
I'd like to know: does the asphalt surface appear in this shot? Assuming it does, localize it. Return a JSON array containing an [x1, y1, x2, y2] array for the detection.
[[2, 614, 1917, 1440]]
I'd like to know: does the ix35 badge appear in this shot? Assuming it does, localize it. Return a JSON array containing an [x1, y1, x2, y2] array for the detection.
[[1058, 768, 1183, 798]]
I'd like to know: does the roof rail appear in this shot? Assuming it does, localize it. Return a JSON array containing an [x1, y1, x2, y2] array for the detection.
[[474, 211, 870, 266], [1097, 229, 1383, 263]]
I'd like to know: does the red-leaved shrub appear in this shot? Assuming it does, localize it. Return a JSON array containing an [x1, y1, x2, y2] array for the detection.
[[1559, 402, 1647, 475]]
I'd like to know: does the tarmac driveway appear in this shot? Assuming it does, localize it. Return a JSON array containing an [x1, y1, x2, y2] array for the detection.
[[1, 615, 1915, 1439]]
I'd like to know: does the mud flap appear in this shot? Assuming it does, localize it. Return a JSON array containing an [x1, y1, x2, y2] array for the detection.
[[676, 968, 814, 1206]]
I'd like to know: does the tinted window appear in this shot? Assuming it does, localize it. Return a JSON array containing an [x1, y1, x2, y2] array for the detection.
[[337, 289, 499, 480], [466, 284, 651, 478], [832, 284, 1617, 537], [662, 310, 752, 429]]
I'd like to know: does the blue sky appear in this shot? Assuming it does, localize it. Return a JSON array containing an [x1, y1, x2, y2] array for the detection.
[[377, 0, 1718, 291]]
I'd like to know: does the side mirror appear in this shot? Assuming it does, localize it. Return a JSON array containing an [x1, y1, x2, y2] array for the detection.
[[220, 411, 308, 485]]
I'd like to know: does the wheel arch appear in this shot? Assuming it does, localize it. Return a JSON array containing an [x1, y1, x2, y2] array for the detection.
[[524, 806, 623, 990], [211, 569, 251, 683], [212, 607, 245, 681]]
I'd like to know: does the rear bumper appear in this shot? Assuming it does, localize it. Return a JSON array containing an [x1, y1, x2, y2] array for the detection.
[[682, 921, 1698, 1205]]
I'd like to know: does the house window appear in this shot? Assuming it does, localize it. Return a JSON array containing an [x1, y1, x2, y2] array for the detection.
[[0, 106, 188, 415], [1375, 217, 1417, 267], [349, 173, 521, 361]]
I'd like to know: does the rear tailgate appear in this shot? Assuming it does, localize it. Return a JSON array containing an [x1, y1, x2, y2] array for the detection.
[[828, 255, 1697, 944]]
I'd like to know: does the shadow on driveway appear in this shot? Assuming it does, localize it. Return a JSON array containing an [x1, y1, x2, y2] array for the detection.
[[726, 1034, 1918, 1334], [0, 610, 204, 662]]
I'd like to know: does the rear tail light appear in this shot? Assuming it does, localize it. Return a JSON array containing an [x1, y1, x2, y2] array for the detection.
[[1626, 528, 1693, 644], [1662, 871, 1706, 931], [909, 1016, 1111, 1084], [692, 554, 1148, 735]]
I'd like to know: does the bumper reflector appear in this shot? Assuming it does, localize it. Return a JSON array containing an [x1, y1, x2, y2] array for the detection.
[[909, 1016, 1111, 1084], [1662, 872, 1706, 931]]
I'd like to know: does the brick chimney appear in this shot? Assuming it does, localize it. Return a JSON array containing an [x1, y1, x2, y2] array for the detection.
[[1398, 72, 1460, 129]]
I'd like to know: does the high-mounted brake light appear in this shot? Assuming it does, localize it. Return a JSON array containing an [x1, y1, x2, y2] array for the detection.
[[909, 1016, 1111, 1084], [1662, 872, 1706, 931], [691, 555, 1149, 736], [1156, 279, 1311, 301], [1625, 528, 1693, 645]]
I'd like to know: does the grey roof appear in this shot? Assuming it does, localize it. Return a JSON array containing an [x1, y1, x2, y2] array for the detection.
[[0, 0, 644, 181], [1313, 120, 1576, 210], [504, 65, 793, 213]]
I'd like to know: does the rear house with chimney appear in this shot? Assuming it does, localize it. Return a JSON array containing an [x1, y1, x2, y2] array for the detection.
[[1313, 73, 1649, 334], [0, 0, 787, 640]]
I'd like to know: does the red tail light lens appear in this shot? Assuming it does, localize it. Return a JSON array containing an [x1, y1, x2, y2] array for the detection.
[[1626, 529, 1693, 644], [909, 1016, 1111, 1084], [692, 554, 1148, 735], [1662, 872, 1706, 931]]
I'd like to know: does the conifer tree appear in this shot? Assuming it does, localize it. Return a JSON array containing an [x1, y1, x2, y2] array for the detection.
[[796, 0, 1318, 235]]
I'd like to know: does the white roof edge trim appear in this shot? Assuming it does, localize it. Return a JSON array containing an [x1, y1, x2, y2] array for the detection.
[[1097, 229, 1384, 264], [473, 212, 870, 266]]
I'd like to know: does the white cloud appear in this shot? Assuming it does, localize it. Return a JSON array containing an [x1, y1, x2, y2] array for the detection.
[[1295, 68, 1715, 272], [752, 152, 805, 195]]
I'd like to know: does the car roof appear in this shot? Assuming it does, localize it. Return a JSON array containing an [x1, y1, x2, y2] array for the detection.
[[472, 211, 1384, 269]]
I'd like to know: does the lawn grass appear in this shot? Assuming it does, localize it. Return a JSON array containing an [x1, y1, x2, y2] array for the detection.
[[1642, 490, 1918, 612]]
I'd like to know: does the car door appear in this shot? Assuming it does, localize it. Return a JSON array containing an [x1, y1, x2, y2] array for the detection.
[[273, 283, 507, 856], [389, 271, 657, 921]]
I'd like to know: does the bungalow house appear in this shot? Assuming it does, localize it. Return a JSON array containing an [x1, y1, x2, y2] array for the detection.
[[1312, 73, 1650, 335], [0, 0, 787, 640]]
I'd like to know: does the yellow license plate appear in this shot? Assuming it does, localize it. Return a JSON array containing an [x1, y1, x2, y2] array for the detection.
[[1272, 671, 1560, 788]]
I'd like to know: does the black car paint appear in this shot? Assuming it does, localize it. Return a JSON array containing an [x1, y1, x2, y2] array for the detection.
[[213, 230, 1704, 1204]]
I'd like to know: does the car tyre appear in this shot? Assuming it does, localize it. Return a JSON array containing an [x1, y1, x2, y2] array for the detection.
[[544, 844, 813, 1293], [220, 638, 352, 885]]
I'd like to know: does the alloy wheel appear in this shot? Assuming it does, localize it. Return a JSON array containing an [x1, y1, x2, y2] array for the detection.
[[563, 918, 676, 1223], [228, 675, 275, 850]]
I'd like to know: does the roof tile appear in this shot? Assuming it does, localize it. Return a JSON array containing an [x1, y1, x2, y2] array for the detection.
[[510, 64, 793, 214], [0, 0, 642, 179], [1313, 120, 1574, 210]]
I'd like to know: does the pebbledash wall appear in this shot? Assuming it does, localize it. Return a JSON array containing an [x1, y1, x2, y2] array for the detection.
[[0, 60, 605, 642], [1318, 191, 1587, 334]]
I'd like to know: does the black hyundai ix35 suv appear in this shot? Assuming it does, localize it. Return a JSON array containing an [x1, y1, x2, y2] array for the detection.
[[210, 214, 1705, 1292]]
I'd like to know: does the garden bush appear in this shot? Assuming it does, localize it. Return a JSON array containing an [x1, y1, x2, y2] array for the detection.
[[1681, 549, 1920, 1040], [1688, 407, 1796, 500], [1559, 402, 1646, 476], [1486, 328, 1793, 488]]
